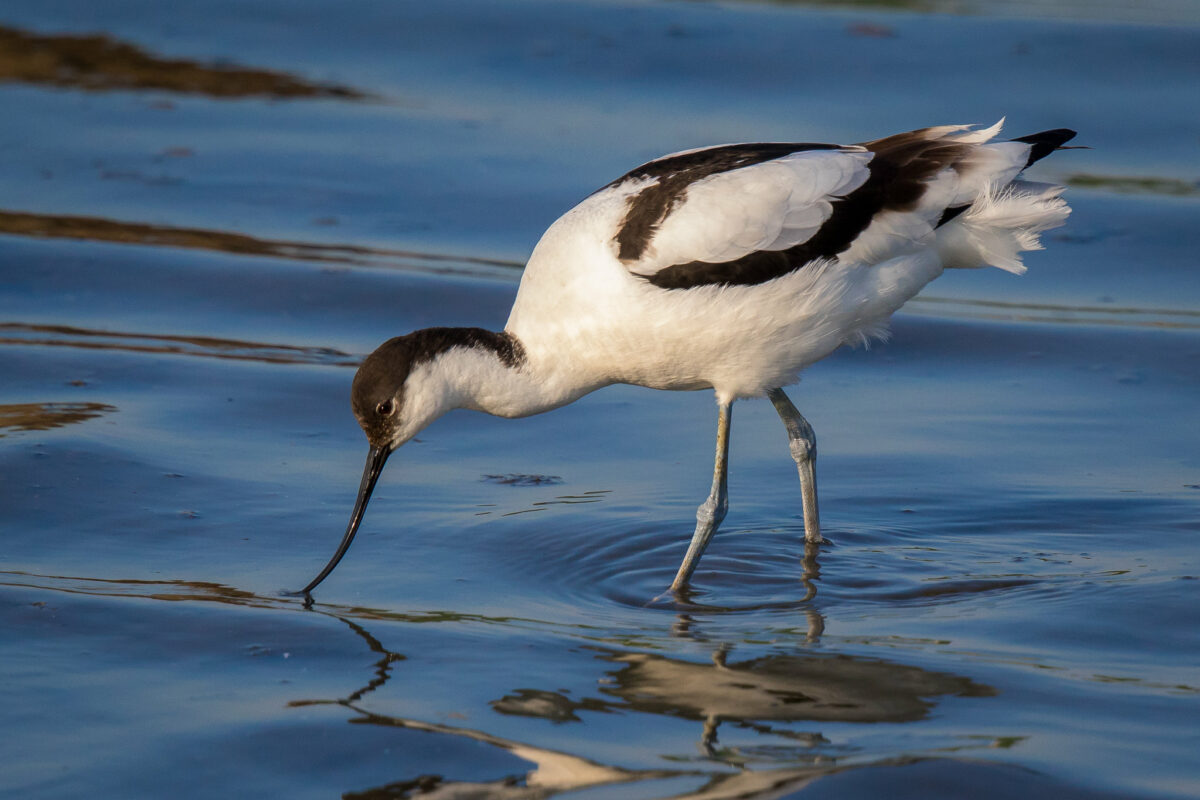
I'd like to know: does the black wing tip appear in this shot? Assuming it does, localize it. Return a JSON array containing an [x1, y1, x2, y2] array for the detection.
[[1012, 128, 1079, 167]]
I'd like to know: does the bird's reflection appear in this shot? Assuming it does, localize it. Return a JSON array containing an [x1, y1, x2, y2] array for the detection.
[[801, 538, 821, 602], [285, 542, 988, 797], [339, 618, 406, 703], [600, 646, 993, 757], [294, 620, 674, 799], [303, 596, 996, 799], [491, 688, 609, 724], [670, 538, 825, 642], [4, 568, 999, 799], [491, 644, 991, 758]]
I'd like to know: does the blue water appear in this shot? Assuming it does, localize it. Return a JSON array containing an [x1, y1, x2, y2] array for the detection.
[[1, 1, 1198, 798]]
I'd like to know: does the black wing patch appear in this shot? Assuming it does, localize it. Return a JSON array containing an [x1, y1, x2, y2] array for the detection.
[[640, 129, 970, 291], [610, 142, 843, 263]]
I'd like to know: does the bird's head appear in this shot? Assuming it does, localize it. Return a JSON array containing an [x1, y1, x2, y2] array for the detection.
[[295, 332, 457, 596], [349, 335, 446, 452]]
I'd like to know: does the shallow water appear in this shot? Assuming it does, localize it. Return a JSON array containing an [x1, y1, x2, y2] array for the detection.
[[2, 1, 1199, 798]]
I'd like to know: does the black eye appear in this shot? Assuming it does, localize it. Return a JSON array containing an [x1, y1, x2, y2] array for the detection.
[[376, 399, 395, 417]]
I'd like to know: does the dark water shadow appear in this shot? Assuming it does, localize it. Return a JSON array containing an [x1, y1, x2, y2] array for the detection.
[[0, 25, 369, 99]]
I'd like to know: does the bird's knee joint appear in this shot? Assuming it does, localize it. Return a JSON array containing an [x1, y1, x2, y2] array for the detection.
[[696, 498, 727, 526], [789, 437, 816, 464]]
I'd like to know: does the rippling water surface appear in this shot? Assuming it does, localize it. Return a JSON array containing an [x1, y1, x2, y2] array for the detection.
[[2, 1, 1198, 798]]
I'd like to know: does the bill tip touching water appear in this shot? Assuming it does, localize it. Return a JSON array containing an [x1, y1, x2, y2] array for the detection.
[[297, 121, 1078, 597]]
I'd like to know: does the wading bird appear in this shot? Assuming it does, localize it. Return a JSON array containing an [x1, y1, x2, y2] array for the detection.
[[298, 121, 1075, 596]]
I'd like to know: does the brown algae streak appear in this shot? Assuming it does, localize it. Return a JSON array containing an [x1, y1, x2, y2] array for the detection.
[[0, 322, 360, 367], [0, 25, 368, 99], [0, 210, 523, 279], [0, 401, 116, 436]]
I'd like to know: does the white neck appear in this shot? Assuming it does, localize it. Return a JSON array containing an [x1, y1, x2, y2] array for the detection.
[[411, 337, 599, 421]]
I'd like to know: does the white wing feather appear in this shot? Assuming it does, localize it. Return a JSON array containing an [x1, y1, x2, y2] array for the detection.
[[622, 148, 873, 276]]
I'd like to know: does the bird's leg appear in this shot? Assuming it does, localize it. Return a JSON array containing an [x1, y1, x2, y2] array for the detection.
[[768, 388, 822, 544], [671, 401, 733, 591]]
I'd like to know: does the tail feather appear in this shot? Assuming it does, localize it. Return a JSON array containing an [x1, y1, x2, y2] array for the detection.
[[1012, 128, 1078, 167], [934, 127, 1076, 273], [938, 182, 1070, 274]]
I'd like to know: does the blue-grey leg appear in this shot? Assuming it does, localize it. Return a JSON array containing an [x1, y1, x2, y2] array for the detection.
[[671, 401, 733, 591], [768, 388, 822, 544]]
